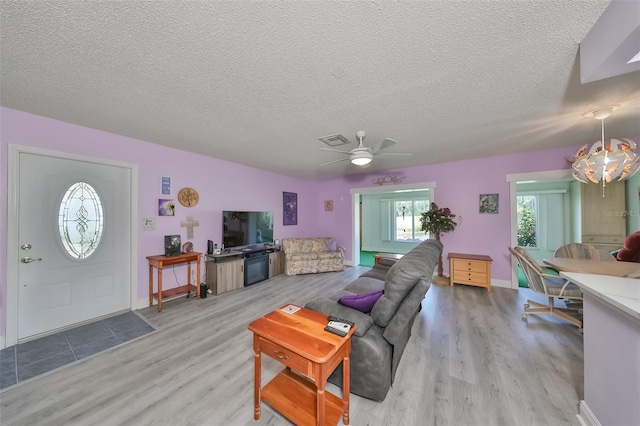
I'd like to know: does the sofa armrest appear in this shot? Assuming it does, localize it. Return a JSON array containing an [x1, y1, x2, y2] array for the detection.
[[304, 298, 374, 337]]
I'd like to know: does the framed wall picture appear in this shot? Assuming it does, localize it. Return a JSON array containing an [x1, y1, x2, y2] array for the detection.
[[161, 176, 171, 195], [283, 192, 298, 225], [164, 235, 181, 256], [158, 199, 175, 216], [479, 194, 499, 214]]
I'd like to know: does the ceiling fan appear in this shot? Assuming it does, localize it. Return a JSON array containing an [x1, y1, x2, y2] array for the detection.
[[319, 131, 411, 167]]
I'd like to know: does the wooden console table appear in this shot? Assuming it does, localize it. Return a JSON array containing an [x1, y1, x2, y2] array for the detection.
[[248, 306, 354, 426], [147, 252, 201, 312], [448, 252, 492, 292]]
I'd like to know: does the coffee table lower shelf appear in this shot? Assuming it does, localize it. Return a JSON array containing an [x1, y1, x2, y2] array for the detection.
[[262, 368, 345, 426]]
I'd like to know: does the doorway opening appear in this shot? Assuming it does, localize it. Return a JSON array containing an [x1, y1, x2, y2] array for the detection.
[[350, 181, 437, 268]]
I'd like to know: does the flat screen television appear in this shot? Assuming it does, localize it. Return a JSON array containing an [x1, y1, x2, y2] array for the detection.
[[222, 210, 274, 250]]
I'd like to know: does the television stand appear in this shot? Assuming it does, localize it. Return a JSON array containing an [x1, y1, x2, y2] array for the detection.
[[205, 248, 283, 294]]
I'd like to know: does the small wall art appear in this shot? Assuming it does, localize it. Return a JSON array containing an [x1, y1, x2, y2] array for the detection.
[[161, 176, 171, 195], [143, 218, 156, 231], [283, 192, 298, 225], [324, 200, 333, 211], [479, 193, 499, 214], [180, 215, 200, 239], [372, 175, 405, 185], [158, 199, 175, 216]]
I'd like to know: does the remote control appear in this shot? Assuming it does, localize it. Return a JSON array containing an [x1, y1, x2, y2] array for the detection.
[[327, 316, 354, 327], [324, 325, 348, 337], [328, 321, 351, 333]]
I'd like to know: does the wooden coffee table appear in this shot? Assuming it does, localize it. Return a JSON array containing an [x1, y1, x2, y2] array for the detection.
[[248, 305, 354, 426]]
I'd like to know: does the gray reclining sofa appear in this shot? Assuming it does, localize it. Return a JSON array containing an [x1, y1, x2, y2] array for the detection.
[[305, 239, 442, 401]]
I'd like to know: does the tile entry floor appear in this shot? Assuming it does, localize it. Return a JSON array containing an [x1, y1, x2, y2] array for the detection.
[[0, 311, 155, 390]]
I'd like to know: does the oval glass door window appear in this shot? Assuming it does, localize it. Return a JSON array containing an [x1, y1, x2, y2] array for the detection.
[[58, 181, 104, 259]]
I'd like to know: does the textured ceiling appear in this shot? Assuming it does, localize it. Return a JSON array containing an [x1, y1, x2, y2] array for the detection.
[[2, 1, 639, 179]]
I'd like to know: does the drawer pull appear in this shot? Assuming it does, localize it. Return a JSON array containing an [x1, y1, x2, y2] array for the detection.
[[274, 350, 289, 360]]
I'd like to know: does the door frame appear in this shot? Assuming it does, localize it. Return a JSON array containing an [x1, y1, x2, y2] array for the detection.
[[6, 145, 138, 347], [349, 181, 437, 267], [506, 169, 572, 289]]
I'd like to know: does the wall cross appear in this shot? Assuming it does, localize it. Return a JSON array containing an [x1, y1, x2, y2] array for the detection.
[[180, 216, 199, 239]]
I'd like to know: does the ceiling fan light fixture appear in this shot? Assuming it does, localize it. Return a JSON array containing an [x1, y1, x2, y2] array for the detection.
[[319, 130, 408, 168], [350, 151, 373, 166]]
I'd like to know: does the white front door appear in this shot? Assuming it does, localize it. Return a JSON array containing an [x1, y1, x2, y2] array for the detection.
[[13, 149, 133, 341]]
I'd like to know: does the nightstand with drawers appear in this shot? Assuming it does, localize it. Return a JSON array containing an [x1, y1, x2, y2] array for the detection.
[[448, 252, 492, 292]]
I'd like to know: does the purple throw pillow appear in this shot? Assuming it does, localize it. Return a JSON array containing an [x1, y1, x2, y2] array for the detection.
[[326, 238, 337, 252], [338, 290, 384, 314]]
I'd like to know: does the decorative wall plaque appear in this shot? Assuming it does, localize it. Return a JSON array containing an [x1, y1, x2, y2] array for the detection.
[[178, 187, 199, 207]]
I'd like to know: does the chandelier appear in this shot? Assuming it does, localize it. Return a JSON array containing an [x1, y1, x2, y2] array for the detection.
[[570, 107, 639, 195]]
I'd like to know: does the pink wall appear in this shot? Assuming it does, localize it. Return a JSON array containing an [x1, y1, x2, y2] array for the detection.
[[583, 294, 640, 425], [0, 106, 586, 342], [312, 146, 581, 282], [0, 107, 317, 340]]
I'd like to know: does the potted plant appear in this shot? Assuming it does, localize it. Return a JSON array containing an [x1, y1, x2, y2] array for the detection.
[[419, 202, 458, 283]]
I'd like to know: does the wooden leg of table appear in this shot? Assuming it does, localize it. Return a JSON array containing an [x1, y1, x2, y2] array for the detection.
[[449, 259, 454, 287], [187, 261, 192, 294], [316, 383, 326, 426], [343, 355, 350, 425], [148, 265, 153, 307], [157, 269, 163, 312], [254, 349, 261, 419], [196, 259, 201, 299]]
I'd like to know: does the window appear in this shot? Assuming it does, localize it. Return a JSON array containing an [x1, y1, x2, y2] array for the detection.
[[58, 181, 104, 259], [394, 199, 430, 242], [517, 195, 537, 247]]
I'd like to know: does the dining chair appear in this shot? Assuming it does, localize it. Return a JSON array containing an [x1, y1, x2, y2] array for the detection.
[[509, 246, 583, 329], [553, 243, 616, 261]]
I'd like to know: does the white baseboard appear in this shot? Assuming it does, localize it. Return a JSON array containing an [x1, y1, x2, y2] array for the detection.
[[491, 278, 512, 289], [577, 400, 601, 426], [137, 297, 150, 310]]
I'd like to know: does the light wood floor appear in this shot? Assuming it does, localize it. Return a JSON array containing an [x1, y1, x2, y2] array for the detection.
[[0, 266, 584, 425]]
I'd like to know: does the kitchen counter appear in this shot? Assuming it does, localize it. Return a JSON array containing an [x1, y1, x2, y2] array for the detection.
[[560, 272, 640, 426], [560, 272, 640, 320]]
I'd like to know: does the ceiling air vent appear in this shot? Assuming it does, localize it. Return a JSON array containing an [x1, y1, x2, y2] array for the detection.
[[318, 134, 350, 147]]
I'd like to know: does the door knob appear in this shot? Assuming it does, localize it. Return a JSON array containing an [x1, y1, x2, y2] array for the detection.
[[21, 257, 42, 263]]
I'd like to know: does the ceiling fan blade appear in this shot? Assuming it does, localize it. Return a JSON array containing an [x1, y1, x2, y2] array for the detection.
[[371, 138, 397, 153], [320, 157, 350, 167], [374, 152, 412, 157], [320, 147, 352, 154]]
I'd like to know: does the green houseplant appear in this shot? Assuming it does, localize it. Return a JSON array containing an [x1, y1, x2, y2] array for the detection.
[[419, 202, 458, 279]]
